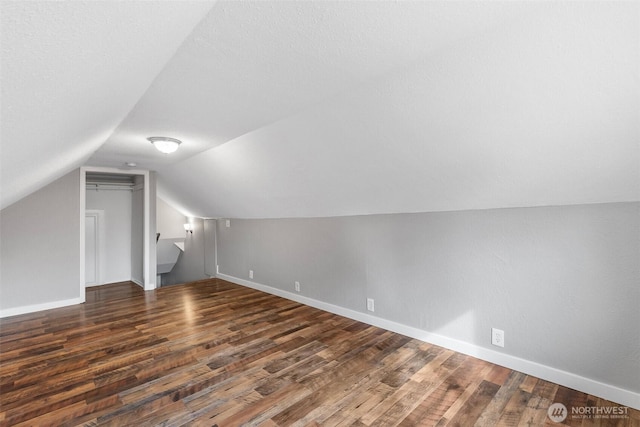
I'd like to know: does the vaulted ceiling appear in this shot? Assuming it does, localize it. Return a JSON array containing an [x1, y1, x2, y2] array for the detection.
[[2, 1, 638, 218]]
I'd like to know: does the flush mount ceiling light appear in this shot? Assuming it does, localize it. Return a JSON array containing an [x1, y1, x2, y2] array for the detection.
[[147, 136, 182, 154]]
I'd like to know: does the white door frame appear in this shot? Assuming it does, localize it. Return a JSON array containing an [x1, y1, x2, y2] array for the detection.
[[79, 166, 156, 303]]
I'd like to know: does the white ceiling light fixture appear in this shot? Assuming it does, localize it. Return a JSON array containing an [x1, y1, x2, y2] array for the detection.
[[148, 136, 182, 154]]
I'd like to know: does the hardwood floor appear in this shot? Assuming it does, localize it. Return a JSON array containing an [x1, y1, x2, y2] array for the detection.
[[0, 279, 637, 426]]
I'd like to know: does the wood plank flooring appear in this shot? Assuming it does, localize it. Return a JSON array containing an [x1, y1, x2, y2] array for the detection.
[[0, 279, 637, 426]]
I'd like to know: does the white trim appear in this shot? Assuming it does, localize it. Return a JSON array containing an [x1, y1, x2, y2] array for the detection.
[[80, 167, 156, 297], [79, 169, 86, 303], [0, 298, 83, 319], [218, 273, 640, 410], [214, 220, 218, 277], [143, 170, 153, 291]]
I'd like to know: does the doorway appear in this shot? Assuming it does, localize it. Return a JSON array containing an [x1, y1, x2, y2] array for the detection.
[[80, 167, 156, 303]]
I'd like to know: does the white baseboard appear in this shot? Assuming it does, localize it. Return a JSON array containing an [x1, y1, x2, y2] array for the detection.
[[0, 297, 83, 319], [218, 273, 640, 410]]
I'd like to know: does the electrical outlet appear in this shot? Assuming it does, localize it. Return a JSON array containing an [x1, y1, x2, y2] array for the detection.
[[366, 298, 375, 312], [295, 281, 301, 292], [249, 270, 253, 279], [492, 328, 505, 347], [226, 219, 230, 228], [216, 265, 219, 274]]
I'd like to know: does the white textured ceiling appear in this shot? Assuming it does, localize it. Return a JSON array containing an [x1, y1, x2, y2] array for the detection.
[[89, 1, 534, 171], [0, 0, 214, 209], [3, 1, 639, 218]]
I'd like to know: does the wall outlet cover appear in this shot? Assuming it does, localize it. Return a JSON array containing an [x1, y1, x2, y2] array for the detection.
[[366, 298, 375, 312], [492, 328, 505, 347]]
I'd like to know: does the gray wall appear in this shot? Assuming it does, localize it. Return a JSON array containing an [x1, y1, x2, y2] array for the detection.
[[163, 217, 208, 285], [217, 202, 640, 394], [204, 219, 216, 276], [86, 187, 132, 283], [0, 170, 81, 311], [157, 197, 186, 239]]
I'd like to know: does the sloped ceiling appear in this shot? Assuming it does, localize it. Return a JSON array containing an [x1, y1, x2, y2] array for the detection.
[[0, 0, 214, 209], [2, 1, 638, 218]]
